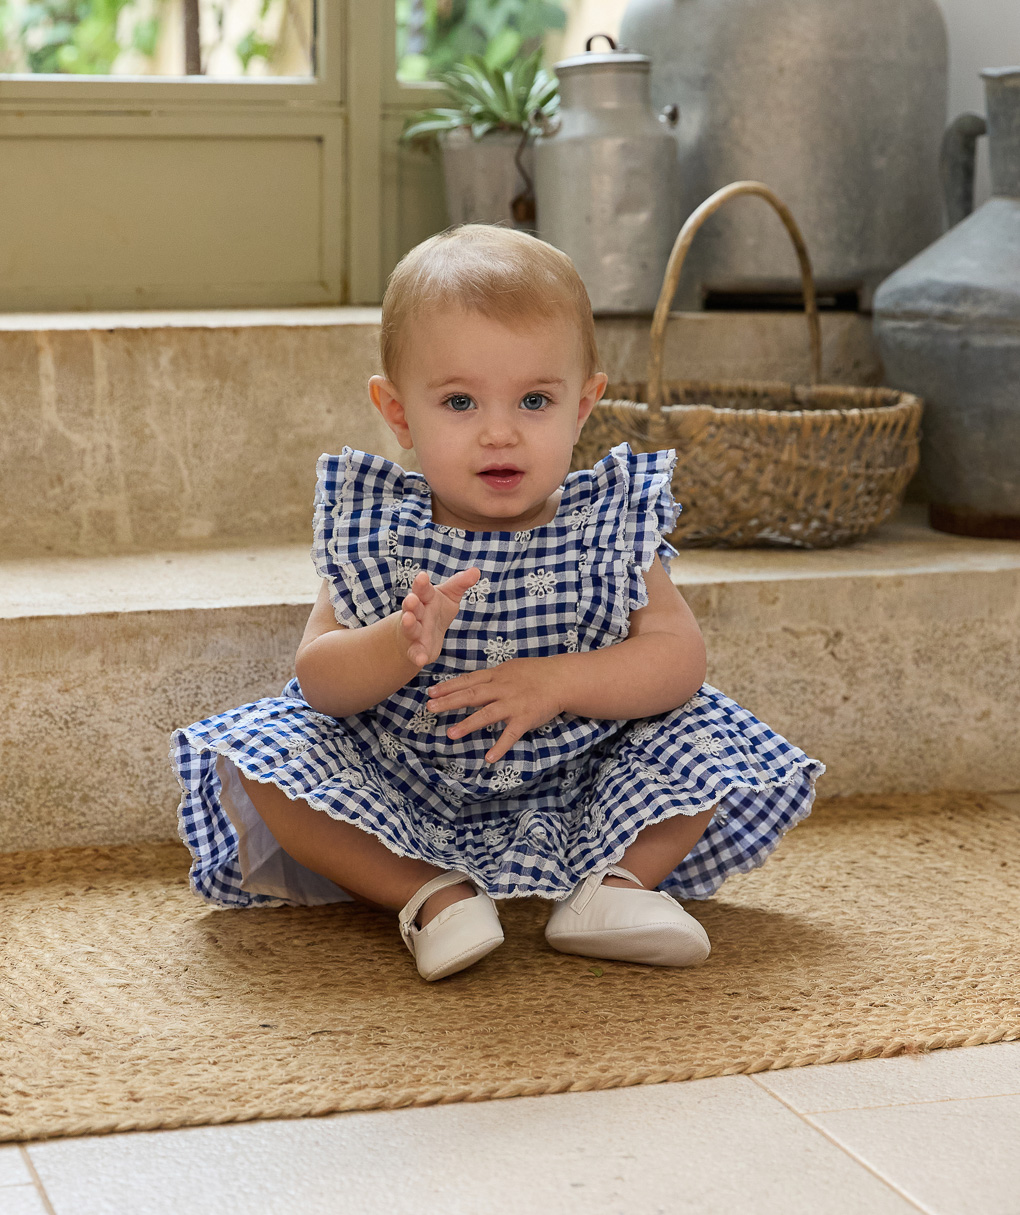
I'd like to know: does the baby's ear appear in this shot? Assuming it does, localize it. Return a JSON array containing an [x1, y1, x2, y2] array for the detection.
[[577, 372, 609, 429], [369, 376, 414, 449]]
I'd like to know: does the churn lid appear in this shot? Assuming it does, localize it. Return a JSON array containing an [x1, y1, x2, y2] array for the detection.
[[554, 33, 649, 74]]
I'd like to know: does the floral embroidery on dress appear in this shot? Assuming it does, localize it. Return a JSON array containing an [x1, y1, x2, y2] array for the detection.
[[577, 550, 591, 574], [628, 721, 659, 744], [568, 503, 593, 530], [513, 529, 533, 544], [684, 692, 709, 710], [594, 755, 617, 787], [335, 767, 366, 788], [481, 825, 506, 847], [438, 759, 467, 781], [524, 569, 556, 596], [394, 558, 422, 590], [335, 736, 363, 767], [378, 730, 403, 760], [586, 797, 606, 834], [410, 707, 440, 734], [534, 720, 558, 735], [419, 817, 454, 847], [485, 636, 518, 665], [435, 524, 467, 538], [463, 577, 492, 605], [489, 764, 524, 793], [562, 767, 580, 790], [386, 529, 398, 553], [565, 628, 579, 653], [689, 729, 726, 756]]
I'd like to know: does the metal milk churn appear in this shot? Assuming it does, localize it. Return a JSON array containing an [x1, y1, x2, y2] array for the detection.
[[534, 35, 681, 314], [619, 0, 948, 310], [873, 68, 1020, 539]]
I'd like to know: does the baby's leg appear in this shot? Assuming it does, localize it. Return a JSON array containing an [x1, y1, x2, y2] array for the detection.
[[237, 774, 474, 926], [605, 806, 716, 890]]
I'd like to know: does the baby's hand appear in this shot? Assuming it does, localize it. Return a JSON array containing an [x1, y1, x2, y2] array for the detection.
[[425, 657, 564, 763], [398, 567, 481, 669]]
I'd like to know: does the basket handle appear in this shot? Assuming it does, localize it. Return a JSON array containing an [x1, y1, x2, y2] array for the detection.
[[647, 181, 822, 413]]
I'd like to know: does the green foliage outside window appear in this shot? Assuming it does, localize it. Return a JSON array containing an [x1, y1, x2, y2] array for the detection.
[[0, 0, 138, 72], [0, 0, 289, 75], [397, 0, 566, 82]]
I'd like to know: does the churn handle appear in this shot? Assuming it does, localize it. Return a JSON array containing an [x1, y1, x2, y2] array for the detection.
[[941, 113, 987, 228], [647, 181, 822, 413]]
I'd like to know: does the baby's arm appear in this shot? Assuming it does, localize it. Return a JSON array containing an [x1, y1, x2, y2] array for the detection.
[[295, 567, 479, 718], [552, 554, 706, 720]]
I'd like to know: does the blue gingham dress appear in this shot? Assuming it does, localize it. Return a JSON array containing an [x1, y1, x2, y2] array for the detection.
[[172, 443, 824, 909]]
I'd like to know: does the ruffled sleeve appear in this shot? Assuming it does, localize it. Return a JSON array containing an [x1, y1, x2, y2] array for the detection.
[[590, 442, 681, 612], [310, 447, 405, 628]]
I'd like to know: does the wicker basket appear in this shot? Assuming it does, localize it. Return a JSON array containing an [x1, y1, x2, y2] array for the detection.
[[571, 181, 923, 548]]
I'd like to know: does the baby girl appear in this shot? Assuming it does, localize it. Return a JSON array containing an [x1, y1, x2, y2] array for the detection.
[[171, 223, 823, 981]]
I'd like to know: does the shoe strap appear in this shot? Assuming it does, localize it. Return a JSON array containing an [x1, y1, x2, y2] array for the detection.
[[570, 863, 644, 914], [398, 870, 474, 947]]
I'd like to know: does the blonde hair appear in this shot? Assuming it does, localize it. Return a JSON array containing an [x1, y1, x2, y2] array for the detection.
[[380, 224, 600, 381]]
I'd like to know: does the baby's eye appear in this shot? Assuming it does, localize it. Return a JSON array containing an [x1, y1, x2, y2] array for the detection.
[[444, 394, 475, 412], [520, 392, 550, 412]]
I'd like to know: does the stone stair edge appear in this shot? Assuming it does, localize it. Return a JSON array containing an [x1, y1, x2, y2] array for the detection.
[[0, 306, 867, 333], [3, 506, 1019, 622], [0, 306, 384, 331]]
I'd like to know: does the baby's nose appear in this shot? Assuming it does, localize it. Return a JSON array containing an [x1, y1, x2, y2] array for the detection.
[[480, 417, 520, 444]]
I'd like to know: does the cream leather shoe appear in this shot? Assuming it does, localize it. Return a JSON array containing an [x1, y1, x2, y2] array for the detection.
[[545, 864, 711, 967], [397, 871, 504, 982]]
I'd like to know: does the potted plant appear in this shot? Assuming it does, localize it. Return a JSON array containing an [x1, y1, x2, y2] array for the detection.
[[401, 49, 559, 231]]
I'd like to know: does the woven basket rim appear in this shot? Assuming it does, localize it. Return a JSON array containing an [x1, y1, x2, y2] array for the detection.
[[600, 384, 922, 422]]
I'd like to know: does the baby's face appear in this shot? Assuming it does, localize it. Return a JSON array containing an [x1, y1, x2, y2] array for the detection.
[[370, 307, 607, 533]]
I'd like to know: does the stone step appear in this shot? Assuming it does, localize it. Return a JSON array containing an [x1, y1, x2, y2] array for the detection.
[[0, 308, 880, 560], [3, 507, 1016, 854]]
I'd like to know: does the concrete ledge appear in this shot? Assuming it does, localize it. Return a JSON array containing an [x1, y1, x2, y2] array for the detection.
[[0, 307, 881, 559], [2, 508, 1016, 853]]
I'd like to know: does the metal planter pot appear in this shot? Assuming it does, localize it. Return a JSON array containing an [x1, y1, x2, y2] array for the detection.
[[440, 128, 535, 232]]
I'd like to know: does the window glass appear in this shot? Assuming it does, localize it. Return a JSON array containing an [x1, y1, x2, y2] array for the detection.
[[396, 0, 566, 82], [0, 0, 315, 77]]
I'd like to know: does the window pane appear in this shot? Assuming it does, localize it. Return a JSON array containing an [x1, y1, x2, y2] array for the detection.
[[0, 0, 315, 78], [396, 0, 566, 82]]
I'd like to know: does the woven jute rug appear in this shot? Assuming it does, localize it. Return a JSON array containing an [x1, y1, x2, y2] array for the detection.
[[3, 792, 1018, 1143]]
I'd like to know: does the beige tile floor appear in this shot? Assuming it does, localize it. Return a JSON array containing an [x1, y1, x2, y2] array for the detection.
[[6, 1035, 1020, 1213], [6, 793, 1019, 1215]]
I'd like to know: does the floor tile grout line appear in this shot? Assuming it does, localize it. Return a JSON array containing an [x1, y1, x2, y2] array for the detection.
[[748, 1075, 935, 1214], [751, 1083, 1020, 1115], [18, 1146, 57, 1215]]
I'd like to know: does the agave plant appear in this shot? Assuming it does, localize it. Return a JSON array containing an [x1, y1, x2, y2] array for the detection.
[[401, 49, 559, 147]]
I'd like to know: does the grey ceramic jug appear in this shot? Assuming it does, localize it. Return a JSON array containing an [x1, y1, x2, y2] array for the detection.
[[873, 68, 1020, 539], [620, 0, 947, 310]]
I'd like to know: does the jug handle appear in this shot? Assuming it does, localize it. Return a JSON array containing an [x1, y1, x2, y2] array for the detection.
[[647, 181, 821, 414], [941, 113, 988, 228]]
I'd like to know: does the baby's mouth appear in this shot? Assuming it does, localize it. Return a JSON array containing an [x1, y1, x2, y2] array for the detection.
[[478, 469, 524, 488]]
